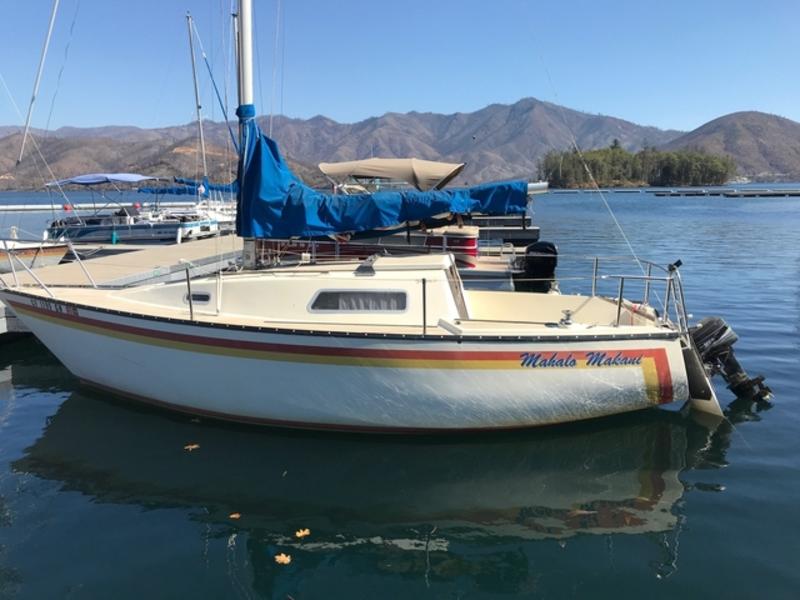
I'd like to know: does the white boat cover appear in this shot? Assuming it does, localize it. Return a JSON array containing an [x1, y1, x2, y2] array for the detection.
[[318, 158, 465, 191]]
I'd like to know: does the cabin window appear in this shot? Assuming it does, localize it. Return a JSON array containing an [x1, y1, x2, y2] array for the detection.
[[310, 290, 407, 312], [184, 292, 211, 304]]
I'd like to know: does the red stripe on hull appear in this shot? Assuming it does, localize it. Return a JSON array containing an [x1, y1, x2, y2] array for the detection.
[[10, 296, 675, 404]]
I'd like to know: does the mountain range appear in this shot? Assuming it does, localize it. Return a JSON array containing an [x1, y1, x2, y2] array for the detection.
[[0, 98, 797, 190]]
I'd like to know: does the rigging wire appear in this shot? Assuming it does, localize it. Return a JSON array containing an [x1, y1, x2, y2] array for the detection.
[[191, 18, 238, 152], [0, 70, 70, 208], [269, 0, 282, 137], [541, 62, 646, 277], [252, 0, 266, 124], [44, 0, 81, 135], [279, 1, 286, 118]]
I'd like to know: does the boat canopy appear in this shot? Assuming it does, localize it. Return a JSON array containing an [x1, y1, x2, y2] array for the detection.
[[318, 158, 465, 191], [235, 110, 528, 239], [46, 173, 158, 187]]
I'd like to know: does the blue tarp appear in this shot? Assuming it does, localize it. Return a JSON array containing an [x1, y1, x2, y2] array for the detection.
[[235, 108, 529, 239], [46, 173, 156, 186]]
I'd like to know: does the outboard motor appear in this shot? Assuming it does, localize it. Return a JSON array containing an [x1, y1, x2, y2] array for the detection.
[[690, 317, 771, 401], [513, 241, 558, 293]]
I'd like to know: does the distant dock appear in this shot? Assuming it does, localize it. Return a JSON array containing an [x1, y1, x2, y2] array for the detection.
[[653, 188, 800, 198], [0, 201, 197, 212], [551, 188, 800, 197]]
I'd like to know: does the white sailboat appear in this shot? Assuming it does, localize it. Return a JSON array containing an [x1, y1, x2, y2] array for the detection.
[[0, 0, 768, 432]]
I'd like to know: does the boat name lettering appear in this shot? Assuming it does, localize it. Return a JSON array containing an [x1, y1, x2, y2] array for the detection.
[[519, 352, 577, 368], [30, 298, 78, 317], [519, 351, 644, 368], [585, 351, 643, 366]]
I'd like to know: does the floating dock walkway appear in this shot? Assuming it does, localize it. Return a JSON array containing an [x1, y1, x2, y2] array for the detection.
[[652, 188, 800, 198], [0, 236, 242, 335]]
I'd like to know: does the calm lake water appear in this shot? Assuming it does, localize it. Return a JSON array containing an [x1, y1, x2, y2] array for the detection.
[[0, 191, 798, 598]]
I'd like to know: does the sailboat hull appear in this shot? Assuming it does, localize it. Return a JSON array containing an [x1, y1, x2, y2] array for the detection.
[[1, 290, 690, 432]]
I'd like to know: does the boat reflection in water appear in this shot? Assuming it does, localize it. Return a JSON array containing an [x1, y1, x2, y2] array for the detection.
[[8, 363, 755, 593]]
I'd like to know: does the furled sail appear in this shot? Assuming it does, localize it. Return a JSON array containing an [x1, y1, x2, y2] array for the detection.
[[235, 112, 528, 239]]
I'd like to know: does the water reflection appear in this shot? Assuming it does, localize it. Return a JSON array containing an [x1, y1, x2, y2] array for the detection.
[[9, 376, 746, 594]]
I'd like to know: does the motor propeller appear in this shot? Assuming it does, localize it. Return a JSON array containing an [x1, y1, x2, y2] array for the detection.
[[690, 316, 772, 402]]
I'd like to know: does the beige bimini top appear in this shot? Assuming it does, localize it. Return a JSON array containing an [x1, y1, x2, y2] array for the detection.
[[318, 158, 465, 191]]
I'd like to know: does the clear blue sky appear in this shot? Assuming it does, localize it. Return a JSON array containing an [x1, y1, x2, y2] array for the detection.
[[1, 0, 798, 132]]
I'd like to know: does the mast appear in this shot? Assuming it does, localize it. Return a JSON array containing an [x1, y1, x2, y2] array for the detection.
[[186, 12, 208, 180], [17, 0, 60, 165], [237, 0, 256, 267], [237, 0, 254, 111]]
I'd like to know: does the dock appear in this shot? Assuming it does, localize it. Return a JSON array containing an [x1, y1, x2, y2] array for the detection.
[[652, 188, 800, 197], [0, 236, 242, 336], [5, 236, 242, 287], [550, 188, 800, 197], [0, 201, 198, 212]]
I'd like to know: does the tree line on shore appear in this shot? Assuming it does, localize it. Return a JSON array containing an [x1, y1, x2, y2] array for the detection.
[[537, 140, 737, 187]]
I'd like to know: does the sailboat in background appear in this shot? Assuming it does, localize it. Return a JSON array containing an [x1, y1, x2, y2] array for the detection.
[[257, 157, 546, 272], [319, 157, 547, 246]]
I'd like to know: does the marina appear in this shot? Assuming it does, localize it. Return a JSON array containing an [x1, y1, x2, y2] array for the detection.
[[0, 0, 797, 597], [0, 0, 767, 432]]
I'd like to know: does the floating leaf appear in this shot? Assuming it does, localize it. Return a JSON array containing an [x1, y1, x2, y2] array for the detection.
[[183, 443, 200, 452], [566, 509, 596, 518], [229, 513, 241, 520], [295, 528, 310, 539], [274, 553, 292, 565]]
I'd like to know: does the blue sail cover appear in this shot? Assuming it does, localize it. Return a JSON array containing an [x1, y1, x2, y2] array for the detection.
[[235, 112, 528, 239]]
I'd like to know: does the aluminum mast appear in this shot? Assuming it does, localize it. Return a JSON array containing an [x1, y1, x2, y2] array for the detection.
[[186, 12, 208, 179]]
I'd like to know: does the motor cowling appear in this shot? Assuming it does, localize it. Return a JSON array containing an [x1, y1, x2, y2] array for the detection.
[[513, 241, 558, 293], [690, 317, 771, 401]]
